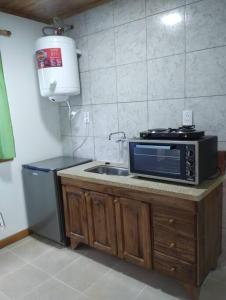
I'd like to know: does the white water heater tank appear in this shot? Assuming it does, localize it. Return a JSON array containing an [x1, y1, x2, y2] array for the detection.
[[35, 35, 80, 102]]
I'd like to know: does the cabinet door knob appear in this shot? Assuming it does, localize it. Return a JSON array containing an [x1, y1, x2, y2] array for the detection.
[[168, 218, 175, 224], [114, 199, 118, 204], [169, 242, 175, 249], [170, 267, 176, 272]]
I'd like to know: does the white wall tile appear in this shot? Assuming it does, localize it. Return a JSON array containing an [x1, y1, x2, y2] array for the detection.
[[146, 0, 185, 16], [186, 0, 199, 3], [119, 141, 129, 165], [61, 136, 73, 156], [70, 72, 91, 106], [72, 136, 95, 159], [93, 103, 118, 137], [60, 0, 226, 157], [88, 29, 115, 70], [76, 37, 89, 72], [118, 101, 148, 138], [117, 62, 147, 102], [115, 19, 146, 65], [94, 137, 120, 162], [90, 67, 117, 104], [71, 105, 93, 137], [67, 12, 87, 39], [148, 99, 184, 128], [186, 0, 226, 52], [186, 47, 226, 98], [59, 107, 71, 135], [86, 2, 114, 35], [148, 54, 185, 100], [113, 0, 145, 26], [147, 7, 185, 59], [185, 96, 226, 141]]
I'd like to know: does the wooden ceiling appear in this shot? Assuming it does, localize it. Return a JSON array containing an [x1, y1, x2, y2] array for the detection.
[[0, 0, 109, 24]]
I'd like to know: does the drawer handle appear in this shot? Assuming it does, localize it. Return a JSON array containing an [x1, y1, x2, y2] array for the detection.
[[169, 242, 175, 249], [168, 218, 175, 224], [170, 267, 176, 272], [114, 199, 118, 204]]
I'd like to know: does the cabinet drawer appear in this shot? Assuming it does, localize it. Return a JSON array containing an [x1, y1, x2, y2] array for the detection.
[[153, 206, 196, 238], [154, 227, 196, 263], [153, 251, 196, 284]]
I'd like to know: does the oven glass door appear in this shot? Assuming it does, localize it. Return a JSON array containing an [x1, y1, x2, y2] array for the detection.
[[129, 142, 187, 180]]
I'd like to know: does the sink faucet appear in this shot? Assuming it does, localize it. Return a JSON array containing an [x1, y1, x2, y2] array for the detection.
[[109, 131, 127, 142]]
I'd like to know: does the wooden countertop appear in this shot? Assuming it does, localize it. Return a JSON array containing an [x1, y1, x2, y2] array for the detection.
[[57, 161, 225, 201]]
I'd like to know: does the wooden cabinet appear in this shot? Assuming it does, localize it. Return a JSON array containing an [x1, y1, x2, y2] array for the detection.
[[61, 177, 223, 300], [86, 191, 117, 255], [115, 197, 151, 268], [62, 186, 89, 248]]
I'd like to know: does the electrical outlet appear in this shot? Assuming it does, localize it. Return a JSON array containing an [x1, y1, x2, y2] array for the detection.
[[84, 112, 90, 124], [0, 212, 6, 229], [183, 110, 193, 126]]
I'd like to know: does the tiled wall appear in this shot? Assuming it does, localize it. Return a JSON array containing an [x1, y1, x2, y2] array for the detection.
[[60, 0, 226, 163]]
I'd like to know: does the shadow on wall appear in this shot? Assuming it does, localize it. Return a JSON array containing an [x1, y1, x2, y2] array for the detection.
[[0, 161, 13, 182]]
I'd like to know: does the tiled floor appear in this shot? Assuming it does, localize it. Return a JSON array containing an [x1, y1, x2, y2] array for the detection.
[[0, 232, 226, 300]]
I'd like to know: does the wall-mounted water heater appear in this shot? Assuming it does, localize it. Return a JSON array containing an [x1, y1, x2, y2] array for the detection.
[[35, 32, 80, 102]]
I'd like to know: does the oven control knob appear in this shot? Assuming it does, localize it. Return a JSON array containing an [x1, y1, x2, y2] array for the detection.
[[187, 150, 194, 157], [187, 170, 194, 177], [186, 161, 193, 167]]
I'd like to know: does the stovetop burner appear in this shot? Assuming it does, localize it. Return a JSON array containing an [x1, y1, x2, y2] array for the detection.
[[140, 126, 205, 140]]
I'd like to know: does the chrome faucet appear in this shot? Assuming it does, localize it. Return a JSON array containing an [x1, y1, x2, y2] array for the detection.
[[108, 131, 127, 142]]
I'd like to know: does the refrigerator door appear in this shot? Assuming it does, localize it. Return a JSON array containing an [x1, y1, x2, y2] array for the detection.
[[22, 168, 63, 244]]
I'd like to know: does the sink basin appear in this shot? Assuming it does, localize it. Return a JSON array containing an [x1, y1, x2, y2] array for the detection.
[[85, 165, 129, 176]]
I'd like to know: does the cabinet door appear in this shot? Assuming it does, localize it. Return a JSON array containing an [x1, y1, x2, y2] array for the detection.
[[62, 186, 89, 247], [86, 191, 117, 255], [115, 197, 152, 268]]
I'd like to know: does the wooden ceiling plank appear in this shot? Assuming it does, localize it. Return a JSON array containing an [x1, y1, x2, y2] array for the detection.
[[0, 0, 110, 24]]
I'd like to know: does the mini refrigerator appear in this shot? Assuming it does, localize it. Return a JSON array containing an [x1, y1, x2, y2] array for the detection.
[[22, 156, 91, 245]]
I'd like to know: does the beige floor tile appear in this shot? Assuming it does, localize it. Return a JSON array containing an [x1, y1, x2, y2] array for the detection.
[[84, 268, 146, 300], [0, 264, 50, 299], [76, 295, 90, 300], [208, 265, 226, 282], [0, 291, 10, 300], [21, 278, 81, 300], [83, 246, 120, 268], [10, 237, 53, 262], [135, 285, 182, 300], [31, 247, 81, 275], [55, 256, 110, 292], [200, 278, 226, 300], [113, 260, 187, 299], [6, 236, 33, 250], [0, 251, 26, 279]]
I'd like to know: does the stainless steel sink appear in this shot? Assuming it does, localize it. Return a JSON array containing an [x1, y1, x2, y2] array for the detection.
[[85, 165, 129, 176]]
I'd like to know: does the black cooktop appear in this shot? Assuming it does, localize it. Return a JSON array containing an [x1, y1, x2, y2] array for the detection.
[[140, 126, 205, 140]]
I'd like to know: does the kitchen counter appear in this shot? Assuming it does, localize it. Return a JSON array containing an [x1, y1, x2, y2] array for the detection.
[[58, 161, 225, 201]]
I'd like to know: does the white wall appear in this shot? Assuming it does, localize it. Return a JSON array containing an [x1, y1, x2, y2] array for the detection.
[[0, 12, 62, 240]]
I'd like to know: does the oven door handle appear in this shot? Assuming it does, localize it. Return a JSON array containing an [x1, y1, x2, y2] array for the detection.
[[136, 145, 172, 150]]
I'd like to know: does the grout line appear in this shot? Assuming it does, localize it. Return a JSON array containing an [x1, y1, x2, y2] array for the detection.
[[112, 13, 121, 162], [134, 284, 147, 300], [184, 3, 187, 110], [82, 267, 113, 295], [66, 93, 226, 107], [17, 277, 54, 300], [72, 0, 207, 41], [77, 42, 226, 76], [145, 1, 149, 129]]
